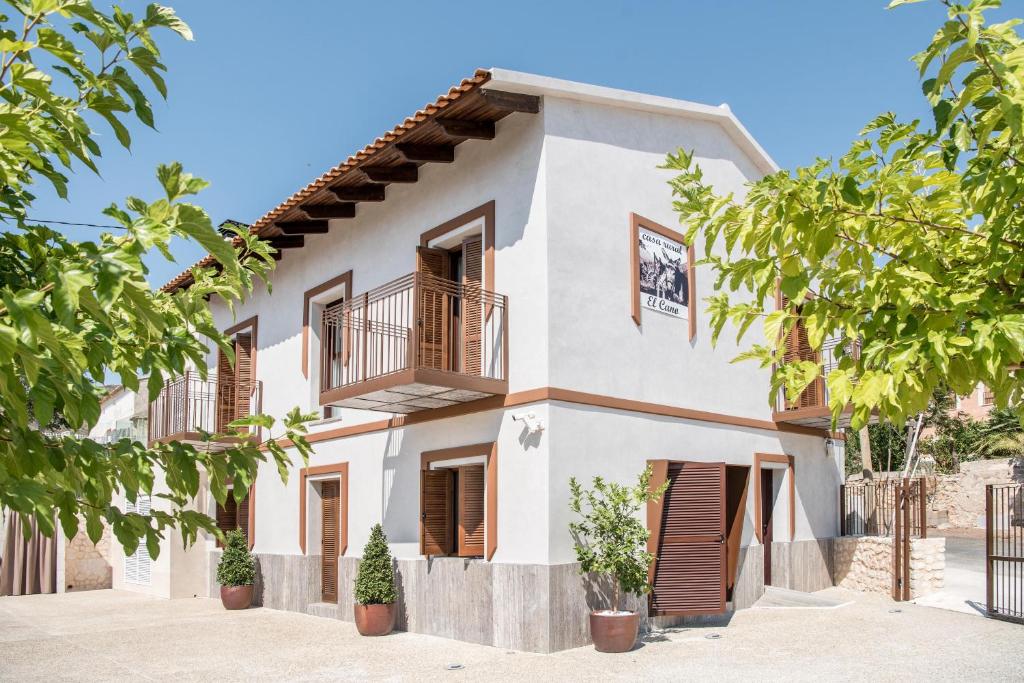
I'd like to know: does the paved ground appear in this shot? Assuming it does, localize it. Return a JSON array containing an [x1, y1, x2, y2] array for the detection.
[[914, 528, 987, 616], [1, 588, 1021, 681]]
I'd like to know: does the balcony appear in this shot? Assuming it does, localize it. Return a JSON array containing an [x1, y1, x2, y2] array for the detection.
[[319, 272, 508, 413], [773, 337, 858, 430], [148, 371, 263, 448]]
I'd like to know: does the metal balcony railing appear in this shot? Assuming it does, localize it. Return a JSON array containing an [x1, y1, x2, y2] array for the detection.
[[148, 370, 263, 446], [319, 272, 508, 409]]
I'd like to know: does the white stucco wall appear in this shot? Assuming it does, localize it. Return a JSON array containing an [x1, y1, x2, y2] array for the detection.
[[88, 389, 136, 441], [197, 74, 841, 571]]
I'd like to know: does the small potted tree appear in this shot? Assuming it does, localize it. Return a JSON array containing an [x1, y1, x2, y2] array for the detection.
[[353, 523, 397, 636], [569, 466, 668, 653], [216, 529, 256, 610]]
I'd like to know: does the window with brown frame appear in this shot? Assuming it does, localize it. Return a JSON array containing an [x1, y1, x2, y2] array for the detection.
[[216, 329, 255, 431], [982, 385, 995, 406], [215, 488, 250, 547], [420, 463, 485, 557]]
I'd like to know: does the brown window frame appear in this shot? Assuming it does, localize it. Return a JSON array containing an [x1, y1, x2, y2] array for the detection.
[[420, 442, 497, 560], [217, 316, 259, 432], [297, 462, 349, 557], [302, 270, 353, 379]]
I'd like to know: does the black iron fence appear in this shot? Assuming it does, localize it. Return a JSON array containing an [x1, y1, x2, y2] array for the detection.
[[986, 483, 1024, 624]]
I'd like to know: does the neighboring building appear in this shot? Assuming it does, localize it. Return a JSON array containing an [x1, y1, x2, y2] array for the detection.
[[126, 69, 849, 652], [955, 383, 997, 421]]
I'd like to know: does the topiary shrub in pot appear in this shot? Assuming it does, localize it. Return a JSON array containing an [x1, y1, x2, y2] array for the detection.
[[353, 523, 397, 636], [217, 529, 256, 610], [569, 465, 668, 652]]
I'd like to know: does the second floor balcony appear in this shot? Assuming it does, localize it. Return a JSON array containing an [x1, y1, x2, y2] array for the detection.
[[773, 337, 860, 430], [148, 371, 263, 448], [319, 272, 508, 413]]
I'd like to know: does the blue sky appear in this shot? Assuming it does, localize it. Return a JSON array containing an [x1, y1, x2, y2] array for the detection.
[[28, 0, 975, 287]]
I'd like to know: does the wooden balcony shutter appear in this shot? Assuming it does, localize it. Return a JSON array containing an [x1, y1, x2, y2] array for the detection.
[[321, 480, 340, 603], [416, 247, 450, 371], [779, 294, 821, 409], [458, 464, 485, 557], [461, 237, 483, 376], [233, 332, 253, 427], [651, 461, 727, 616], [420, 468, 453, 556], [215, 347, 236, 432]]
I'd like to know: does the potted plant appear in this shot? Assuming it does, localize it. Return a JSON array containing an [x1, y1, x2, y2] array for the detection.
[[353, 523, 397, 636], [216, 529, 256, 610], [569, 465, 668, 653]]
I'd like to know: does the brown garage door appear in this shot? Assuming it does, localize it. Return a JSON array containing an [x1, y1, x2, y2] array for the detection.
[[651, 461, 726, 616]]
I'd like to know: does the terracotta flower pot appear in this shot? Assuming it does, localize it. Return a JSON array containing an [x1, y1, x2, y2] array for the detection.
[[354, 602, 396, 636], [589, 610, 640, 653], [220, 584, 253, 610]]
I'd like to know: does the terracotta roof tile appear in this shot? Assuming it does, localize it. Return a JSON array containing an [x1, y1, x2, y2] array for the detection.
[[162, 69, 492, 292]]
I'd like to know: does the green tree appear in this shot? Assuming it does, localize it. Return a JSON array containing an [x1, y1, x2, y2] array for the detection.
[[354, 523, 397, 605], [0, 1, 313, 560], [666, 0, 1024, 430], [216, 529, 256, 587], [568, 466, 668, 613]]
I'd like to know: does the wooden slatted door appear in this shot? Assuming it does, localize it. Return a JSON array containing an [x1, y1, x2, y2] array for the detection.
[[458, 464, 485, 557], [321, 480, 340, 603], [651, 461, 727, 615], [420, 469, 453, 556], [416, 246, 451, 370], [461, 237, 483, 376]]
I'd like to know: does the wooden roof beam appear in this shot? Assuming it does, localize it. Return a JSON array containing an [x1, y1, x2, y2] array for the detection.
[[330, 185, 386, 202], [395, 143, 455, 163], [276, 220, 329, 235], [436, 118, 495, 140], [479, 89, 541, 114], [362, 164, 418, 183], [267, 234, 305, 249], [299, 203, 356, 220]]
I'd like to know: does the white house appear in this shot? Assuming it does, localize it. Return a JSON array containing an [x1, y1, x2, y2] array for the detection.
[[124, 69, 848, 652]]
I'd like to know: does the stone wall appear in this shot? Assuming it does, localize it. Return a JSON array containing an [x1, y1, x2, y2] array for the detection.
[[833, 536, 944, 598], [930, 458, 1016, 528], [62, 519, 112, 592]]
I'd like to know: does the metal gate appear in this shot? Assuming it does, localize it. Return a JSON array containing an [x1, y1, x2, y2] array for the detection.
[[986, 483, 1024, 624]]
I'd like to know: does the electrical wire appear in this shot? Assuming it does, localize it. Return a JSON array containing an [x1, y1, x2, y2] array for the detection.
[[23, 218, 126, 230]]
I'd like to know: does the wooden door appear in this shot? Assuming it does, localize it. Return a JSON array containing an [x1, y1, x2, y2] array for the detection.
[[215, 347, 236, 432], [461, 237, 483, 376], [761, 469, 774, 586], [457, 464, 485, 557], [416, 247, 451, 371], [651, 461, 727, 615], [420, 468, 453, 556], [321, 480, 340, 603]]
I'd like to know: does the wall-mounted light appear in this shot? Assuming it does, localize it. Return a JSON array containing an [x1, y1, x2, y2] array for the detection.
[[511, 411, 544, 436]]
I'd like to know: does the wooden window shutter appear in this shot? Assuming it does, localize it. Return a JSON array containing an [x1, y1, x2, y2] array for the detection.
[[215, 495, 238, 548], [779, 295, 821, 409], [457, 464, 485, 557], [416, 246, 450, 371], [321, 480, 340, 603], [651, 461, 727, 616], [237, 490, 251, 544], [215, 347, 236, 432], [461, 237, 483, 376], [233, 332, 253, 428], [420, 468, 453, 556]]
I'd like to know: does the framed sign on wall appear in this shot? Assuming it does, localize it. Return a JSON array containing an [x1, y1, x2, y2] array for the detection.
[[630, 213, 696, 340]]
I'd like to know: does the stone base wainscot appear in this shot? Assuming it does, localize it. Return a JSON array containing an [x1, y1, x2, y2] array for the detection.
[[209, 540, 835, 653], [832, 536, 945, 598]]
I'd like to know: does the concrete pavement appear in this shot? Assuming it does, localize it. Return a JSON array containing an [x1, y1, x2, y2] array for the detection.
[[0, 587, 1021, 681]]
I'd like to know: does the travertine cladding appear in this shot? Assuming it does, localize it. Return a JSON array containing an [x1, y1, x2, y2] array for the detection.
[[833, 536, 944, 598], [930, 458, 1016, 528], [63, 517, 112, 592], [223, 541, 832, 653]]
